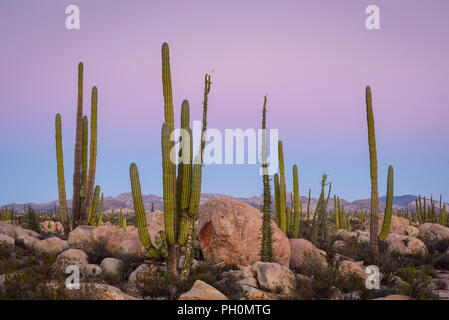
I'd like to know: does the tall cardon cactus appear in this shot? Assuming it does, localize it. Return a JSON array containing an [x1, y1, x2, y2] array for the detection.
[[130, 42, 212, 277]]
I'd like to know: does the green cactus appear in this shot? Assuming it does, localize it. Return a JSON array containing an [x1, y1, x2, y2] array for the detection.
[[307, 188, 311, 223], [366, 86, 379, 254], [129, 43, 211, 277], [129, 163, 161, 259], [55, 113, 70, 232], [334, 194, 340, 229], [97, 192, 104, 226], [278, 141, 287, 233], [379, 165, 394, 241], [72, 62, 84, 227], [423, 196, 427, 223], [260, 95, 274, 262], [441, 205, 447, 227], [291, 164, 300, 238], [81, 87, 98, 225], [88, 185, 100, 226], [274, 173, 280, 224]]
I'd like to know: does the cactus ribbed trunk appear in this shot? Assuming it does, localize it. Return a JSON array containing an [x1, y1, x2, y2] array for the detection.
[[260, 96, 274, 261], [81, 87, 98, 225], [72, 63, 84, 227], [292, 164, 300, 238], [379, 165, 394, 241], [55, 114, 70, 232], [129, 163, 161, 258], [278, 141, 287, 233], [366, 86, 379, 254]]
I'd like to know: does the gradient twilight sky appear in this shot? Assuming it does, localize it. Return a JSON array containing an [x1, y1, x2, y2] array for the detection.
[[0, 0, 448, 204]]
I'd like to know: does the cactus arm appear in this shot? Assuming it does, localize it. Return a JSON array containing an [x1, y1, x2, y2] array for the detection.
[[379, 165, 394, 241], [55, 114, 70, 232], [278, 141, 287, 233], [161, 123, 176, 245], [81, 87, 98, 224], [366, 86, 379, 253], [129, 163, 161, 258]]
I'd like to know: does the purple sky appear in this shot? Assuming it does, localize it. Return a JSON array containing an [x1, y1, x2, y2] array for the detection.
[[0, 0, 448, 204]]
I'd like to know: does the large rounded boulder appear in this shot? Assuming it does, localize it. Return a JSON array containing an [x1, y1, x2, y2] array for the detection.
[[197, 198, 290, 267], [361, 214, 410, 236], [418, 223, 449, 246]]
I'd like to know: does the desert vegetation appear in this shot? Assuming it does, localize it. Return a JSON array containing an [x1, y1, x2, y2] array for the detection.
[[1, 42, 449, 300]]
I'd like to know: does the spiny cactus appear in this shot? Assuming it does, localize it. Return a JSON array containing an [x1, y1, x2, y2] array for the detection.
[[291, 164, 300, 238], [274, 173, 280, 224], [260, 96, 274, 262], [129, 42, 211, 277], [118, 209, 126, 231], [379, 165, 394, 241], [54, 63, 99, 230], [441, 205, 447, 227], [55, 113, 70, 231], [277, 141, 287, 233], [81, 87, 98, 225], [72, 62, 84, 227], [365, 86, 379, 254], [88, 185, 100, 226], [97, 192, 104, 226]]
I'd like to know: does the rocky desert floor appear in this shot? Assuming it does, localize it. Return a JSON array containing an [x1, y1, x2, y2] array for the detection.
[[2, 197, 449, 300]]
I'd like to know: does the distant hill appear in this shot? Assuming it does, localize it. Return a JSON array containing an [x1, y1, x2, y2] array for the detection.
[[2, 193, 446, 214], [379, 194, 418, 206]]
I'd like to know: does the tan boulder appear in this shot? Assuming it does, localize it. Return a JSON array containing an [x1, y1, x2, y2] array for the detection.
[[362, 214, 410, 236], [100, 257, 124, 277], [289, 238, 327, 270], [198, 198, 290, 267], [418, 223, 449, 245], [385, 233, 428, 257], [252, 262, 296, 295], [34, 237, 68, 255], [40, 221, 64, 234], [68, 225, 146, 259], [338, 260, 367, 280], [0, 221, 42, 240], [128, 263, 159, 283], [179, 280, 229, 300], [56, 248, 89, 267], [336, 229, 358, 243], [0, 234, 15, 248]]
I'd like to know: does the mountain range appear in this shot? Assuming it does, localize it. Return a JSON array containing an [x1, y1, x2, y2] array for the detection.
[[2, 193, 445, 214]]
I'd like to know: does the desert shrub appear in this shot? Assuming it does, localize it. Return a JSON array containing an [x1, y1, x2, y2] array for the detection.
[[398, 266, 437, 300], [430, 252, 449, 270], [426, 238, 449, 254], [212, 274, 244, 300], [137, 263, 219, 300]]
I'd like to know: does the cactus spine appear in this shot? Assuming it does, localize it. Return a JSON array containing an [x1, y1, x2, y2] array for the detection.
[[260, 95, 274, 262], [55, 114, 70, 231], [366, 86, 379, 254], [379, 165, 394, 241]]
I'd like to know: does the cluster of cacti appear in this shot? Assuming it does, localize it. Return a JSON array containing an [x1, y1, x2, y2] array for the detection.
[[260, 95, 274, 262], [129, 42, 211, 277], [118, 209, 126, 231], [365, 86, 396, 248], [0, 207, 14, 222], [273, 141, 301, 238], [55, 62, 99, 232], [415, 194, 447, 225], [311, 174, 331, 247], [334, 195, 350, 230]]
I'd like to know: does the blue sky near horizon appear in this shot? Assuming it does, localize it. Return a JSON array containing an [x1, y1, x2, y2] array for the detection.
[[0, 0, 448, 205]]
